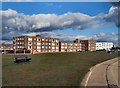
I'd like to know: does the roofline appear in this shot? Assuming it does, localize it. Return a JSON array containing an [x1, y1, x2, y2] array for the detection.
[[13, 35, 59, 40]]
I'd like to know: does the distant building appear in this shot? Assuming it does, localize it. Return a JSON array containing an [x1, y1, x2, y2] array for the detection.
[[96, 42, 113, 50], [79, 40, 96, 51], [59, 42, 81, 52], [59, 39, 96, 52], [12, 35, 116, 54], [0, 44, 13, 54], [0, 44, 13, 50], [13, 35, 59, 54]]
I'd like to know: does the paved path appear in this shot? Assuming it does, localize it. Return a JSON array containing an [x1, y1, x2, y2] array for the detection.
[[81, 57, 119, 88]]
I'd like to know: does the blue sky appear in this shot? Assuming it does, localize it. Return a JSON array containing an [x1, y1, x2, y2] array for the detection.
[[2, 2, 119, 45], [2, 2, 112, 15]]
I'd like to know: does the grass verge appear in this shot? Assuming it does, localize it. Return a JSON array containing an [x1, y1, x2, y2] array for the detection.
[[2, 51, 118, 86]]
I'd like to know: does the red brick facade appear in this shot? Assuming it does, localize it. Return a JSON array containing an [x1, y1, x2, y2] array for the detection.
[[13, 35, 96, 54], [13, 35, 59, 54]]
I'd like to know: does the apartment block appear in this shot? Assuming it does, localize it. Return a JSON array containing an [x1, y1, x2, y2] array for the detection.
[[59, 42, 81, 52], [96, 42, 113, 50], [13, 35, 99, 54], [13, 35, 59, 53], [79, 40, 96, 51]]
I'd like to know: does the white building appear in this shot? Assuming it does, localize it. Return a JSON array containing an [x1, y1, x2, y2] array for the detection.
[[96, 42, 113, 50]]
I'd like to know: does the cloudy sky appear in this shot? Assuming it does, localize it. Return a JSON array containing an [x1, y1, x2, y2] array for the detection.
[[1, 2, 119, 45]]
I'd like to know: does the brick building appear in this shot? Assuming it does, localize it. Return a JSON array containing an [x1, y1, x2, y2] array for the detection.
[[13, 35, 59, 54], [79, 40, 96, 51], [59, 42, 81, 52], [13, 35, 96, 54]]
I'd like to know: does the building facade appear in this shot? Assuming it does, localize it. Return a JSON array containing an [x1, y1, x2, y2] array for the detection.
[[96, 42, 113, 50], [0, 44, 13, 50], [13, 35, 59, 54], [59, 39, 96, 52], [14, 35, 113, 54], [79, 40, 96, 51], [59, 42, 81, 52]]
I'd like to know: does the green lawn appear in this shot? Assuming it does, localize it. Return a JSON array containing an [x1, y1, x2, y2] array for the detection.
[[2, 51, 118, 86]]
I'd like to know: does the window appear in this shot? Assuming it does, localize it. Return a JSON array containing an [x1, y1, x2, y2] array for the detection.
[[22, 38, 24, 40], [28, 38, 32, 41], [28, 46, 32, 49], [37, 46, 41, 49], [52, 39, 54, 42], [56, 40, 58, 42], [37, 50, 41, 52], [56, 50, 59, 52], [46, 43, 48, 45], [37, 42, 41, 45], [37, 38, 41, 41], [62, 43, 64, 45], [65, 46, 67, 49], [52, 47, 55, 49], [29, 46, 32, 49], [52, 43, 55, 46], [29, 42, 32, 44]]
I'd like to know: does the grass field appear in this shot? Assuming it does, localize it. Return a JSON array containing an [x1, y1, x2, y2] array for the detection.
[[2, 51, 118, 86]]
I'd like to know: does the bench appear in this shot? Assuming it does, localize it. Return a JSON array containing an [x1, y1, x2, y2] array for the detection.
[[14, 55, 31, 63]]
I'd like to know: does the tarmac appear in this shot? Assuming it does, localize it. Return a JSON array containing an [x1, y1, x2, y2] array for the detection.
[[81, 57, 119, 88]]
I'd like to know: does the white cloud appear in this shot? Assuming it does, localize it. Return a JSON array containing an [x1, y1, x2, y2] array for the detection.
[[104, 6, 120, 27], [0, 40, 13, 44], [1, 5, 119, 45], [1, 9, 104, 40], [54, 32, 118, 45], [22, 32, 55, 37]]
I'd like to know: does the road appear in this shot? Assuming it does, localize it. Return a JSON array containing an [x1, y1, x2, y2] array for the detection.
[[81, 57, 119, 88]]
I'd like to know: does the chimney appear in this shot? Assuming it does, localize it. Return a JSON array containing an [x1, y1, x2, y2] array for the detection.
[[74, 39, 80, 43], [36, 35, 41, 37]]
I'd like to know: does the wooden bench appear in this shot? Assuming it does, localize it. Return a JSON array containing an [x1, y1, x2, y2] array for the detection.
[[14, 55, 31, 63]]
